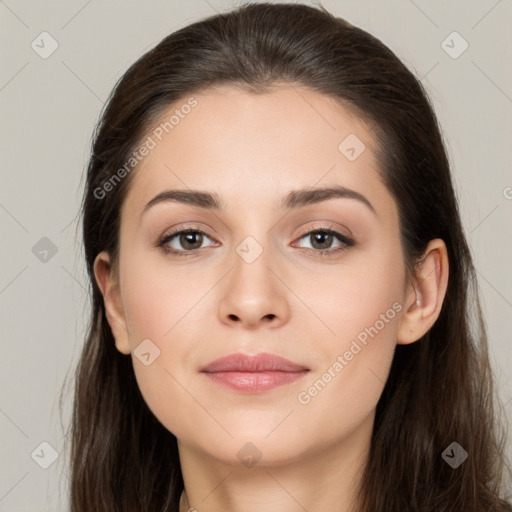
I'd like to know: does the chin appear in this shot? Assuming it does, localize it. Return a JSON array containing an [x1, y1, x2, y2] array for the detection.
[[182, 425, 311, 467]]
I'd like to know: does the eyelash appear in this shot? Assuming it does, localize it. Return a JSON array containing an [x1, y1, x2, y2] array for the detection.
[[157, 225, 355, 258]]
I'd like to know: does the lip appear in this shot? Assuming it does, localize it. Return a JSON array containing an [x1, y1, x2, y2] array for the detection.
[[200, 352, 310, 392]]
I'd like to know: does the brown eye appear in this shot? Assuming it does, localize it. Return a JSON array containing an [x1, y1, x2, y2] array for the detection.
[[158, 228, 216, 255], [296, 229, 354, 253], [178, 231, 204, 251], [309, 231, 334, 250]]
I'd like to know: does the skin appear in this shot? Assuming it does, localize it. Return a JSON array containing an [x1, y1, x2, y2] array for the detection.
[[94, 83, 449, 512]]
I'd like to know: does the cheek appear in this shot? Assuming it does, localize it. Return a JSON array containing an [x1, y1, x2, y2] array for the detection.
[[296, 246, 404, 411], [289, 311, 400, 454], [118, 251, 215, 434], [308, 241, 404, 350], [120, 248, 202, 343]]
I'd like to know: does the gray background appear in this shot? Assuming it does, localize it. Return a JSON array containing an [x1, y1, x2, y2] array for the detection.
[[1, 0, 511, 510]]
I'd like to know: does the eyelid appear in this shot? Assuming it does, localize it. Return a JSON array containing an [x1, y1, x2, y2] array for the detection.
[[157, 224, 217, 249], [159, 222, 213, 238], [294, 222, 352, 240], [291, 225, 355, 253]]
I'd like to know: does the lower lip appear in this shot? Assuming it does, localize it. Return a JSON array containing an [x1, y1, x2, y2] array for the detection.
[[202, 370, 309, 392]]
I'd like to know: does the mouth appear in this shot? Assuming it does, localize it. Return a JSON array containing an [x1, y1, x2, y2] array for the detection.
[[200, 352, 310, 393]]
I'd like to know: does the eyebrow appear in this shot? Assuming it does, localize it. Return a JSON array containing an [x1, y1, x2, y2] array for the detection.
[[142, 186, 376, 216]]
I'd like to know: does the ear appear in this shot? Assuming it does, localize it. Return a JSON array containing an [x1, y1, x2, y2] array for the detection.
[[397, 238, 449, 344], [93, 251, 131, 355]]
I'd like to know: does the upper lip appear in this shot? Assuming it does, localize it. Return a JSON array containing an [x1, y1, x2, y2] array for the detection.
[[200, 352, 309, 373]]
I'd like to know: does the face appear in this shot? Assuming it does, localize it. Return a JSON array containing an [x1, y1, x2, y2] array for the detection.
[[97, 84, 413, 467]]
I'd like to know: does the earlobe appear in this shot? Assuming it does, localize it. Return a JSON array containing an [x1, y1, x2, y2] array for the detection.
[[397, 239, 449, 345], [93, 251, 131, 355]]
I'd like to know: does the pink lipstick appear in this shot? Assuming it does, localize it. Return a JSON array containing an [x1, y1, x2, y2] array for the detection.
[[200, 352, 310, 392]]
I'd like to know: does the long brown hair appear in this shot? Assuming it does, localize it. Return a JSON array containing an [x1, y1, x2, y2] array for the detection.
[[65, 2, 512, 510]]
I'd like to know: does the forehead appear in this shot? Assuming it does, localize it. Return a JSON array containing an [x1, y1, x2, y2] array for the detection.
[[121, 84, 392, 220]]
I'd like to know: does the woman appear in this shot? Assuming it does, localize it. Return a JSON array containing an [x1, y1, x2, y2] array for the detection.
[[68, 2, 512, 510]]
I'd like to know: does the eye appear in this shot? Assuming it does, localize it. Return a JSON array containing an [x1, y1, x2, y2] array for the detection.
[[293, 228, 354, 255], [157, 226, 354, 258], [158, 228, 217, 256]]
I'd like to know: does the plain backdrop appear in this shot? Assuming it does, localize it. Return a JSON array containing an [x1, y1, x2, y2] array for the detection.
[[1, 0, 511, 510]]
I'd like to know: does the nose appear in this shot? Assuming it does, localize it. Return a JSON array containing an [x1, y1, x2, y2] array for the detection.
[[218, 246, 290, 330]]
